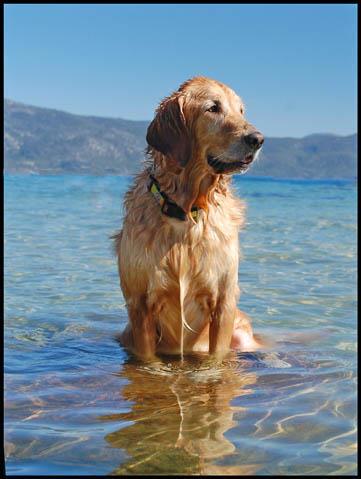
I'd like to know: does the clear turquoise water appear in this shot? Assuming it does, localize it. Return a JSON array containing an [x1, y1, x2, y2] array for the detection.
[[4, 175, 357, 475]]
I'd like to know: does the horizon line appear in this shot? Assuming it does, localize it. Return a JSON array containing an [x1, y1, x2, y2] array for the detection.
[[5, 97, 357, 140]]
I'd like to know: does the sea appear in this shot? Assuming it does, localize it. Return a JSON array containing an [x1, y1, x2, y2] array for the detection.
[[4, 174, 357, 475]]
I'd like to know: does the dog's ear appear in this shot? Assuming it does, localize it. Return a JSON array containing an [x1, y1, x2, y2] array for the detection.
[[146, 95, 191, 168]]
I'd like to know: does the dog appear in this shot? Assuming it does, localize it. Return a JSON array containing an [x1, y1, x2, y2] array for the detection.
[[113, 76, 264, 361]]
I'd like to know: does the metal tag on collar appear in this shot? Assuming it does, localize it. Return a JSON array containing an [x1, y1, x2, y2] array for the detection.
[[150, 182, 165, 206], [191, 209, 200, 223]]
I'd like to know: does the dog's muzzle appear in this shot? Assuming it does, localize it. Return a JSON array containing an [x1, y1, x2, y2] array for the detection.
[[208, 131, 264, 174]]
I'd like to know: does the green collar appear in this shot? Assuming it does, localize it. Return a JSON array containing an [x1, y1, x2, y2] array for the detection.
[[147, 175, 200, 222]]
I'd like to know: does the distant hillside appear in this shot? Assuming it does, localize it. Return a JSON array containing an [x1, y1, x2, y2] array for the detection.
[[4, 99, 357, 179]]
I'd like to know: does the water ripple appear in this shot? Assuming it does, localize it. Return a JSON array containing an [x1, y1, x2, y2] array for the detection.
[[4, 175, 357, 475]]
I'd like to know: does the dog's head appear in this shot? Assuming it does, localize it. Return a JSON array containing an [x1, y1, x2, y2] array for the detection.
[[146, 76, 264, 175]]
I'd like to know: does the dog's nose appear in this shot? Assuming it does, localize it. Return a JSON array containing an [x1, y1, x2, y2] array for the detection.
[[244, 131, 264, 150]]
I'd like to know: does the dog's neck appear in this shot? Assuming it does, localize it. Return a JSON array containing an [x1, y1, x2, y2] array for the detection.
[[149, 150, 230, 214]]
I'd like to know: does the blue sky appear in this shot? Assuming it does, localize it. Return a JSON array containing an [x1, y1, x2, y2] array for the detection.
[[4, 4, 357, 137]]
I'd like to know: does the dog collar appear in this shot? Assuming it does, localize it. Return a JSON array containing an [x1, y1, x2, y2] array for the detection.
[[147, 174, 200, 222]]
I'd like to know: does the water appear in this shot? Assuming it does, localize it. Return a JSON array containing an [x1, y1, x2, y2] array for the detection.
[[4, 174, 357, 475]]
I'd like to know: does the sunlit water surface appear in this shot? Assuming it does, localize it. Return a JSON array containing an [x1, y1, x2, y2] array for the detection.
[[5, 175, 357, 475]]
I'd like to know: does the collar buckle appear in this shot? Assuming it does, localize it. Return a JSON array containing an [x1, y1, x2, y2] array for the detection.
[[148, 174, 201, 223]]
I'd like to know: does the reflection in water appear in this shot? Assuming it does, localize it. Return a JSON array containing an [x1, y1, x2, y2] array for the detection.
[[101, 354, 260, 475]]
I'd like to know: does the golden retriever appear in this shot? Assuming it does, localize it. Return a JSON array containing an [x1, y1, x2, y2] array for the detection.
[[113, 76, 264, 361]]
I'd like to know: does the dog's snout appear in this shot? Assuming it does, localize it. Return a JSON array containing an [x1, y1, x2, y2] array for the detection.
[[244, 131, 264, 150]]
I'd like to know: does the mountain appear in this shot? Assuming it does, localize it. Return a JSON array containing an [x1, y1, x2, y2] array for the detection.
[[4, 99, 357, 179], [4, 99, 149, 175]]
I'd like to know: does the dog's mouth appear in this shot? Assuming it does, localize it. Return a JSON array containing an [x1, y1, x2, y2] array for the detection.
[[207, 153, 254, 174]]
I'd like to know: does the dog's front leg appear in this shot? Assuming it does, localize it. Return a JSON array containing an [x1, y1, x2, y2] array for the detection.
[[209, 292, 236, 359], [128, 295, 157, 361]]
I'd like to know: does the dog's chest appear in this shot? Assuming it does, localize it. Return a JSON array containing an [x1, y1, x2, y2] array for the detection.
[[149, 228, 238, 352], [157, 218, 238, 283], [149, 220, 238, 321]]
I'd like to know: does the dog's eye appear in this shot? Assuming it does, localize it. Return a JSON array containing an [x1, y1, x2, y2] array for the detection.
[[240, 107, 244, 115], [207, 102, 221, 113]]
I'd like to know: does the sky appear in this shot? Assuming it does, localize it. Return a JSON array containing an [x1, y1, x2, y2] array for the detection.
[[4, 4, 357, 137]]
